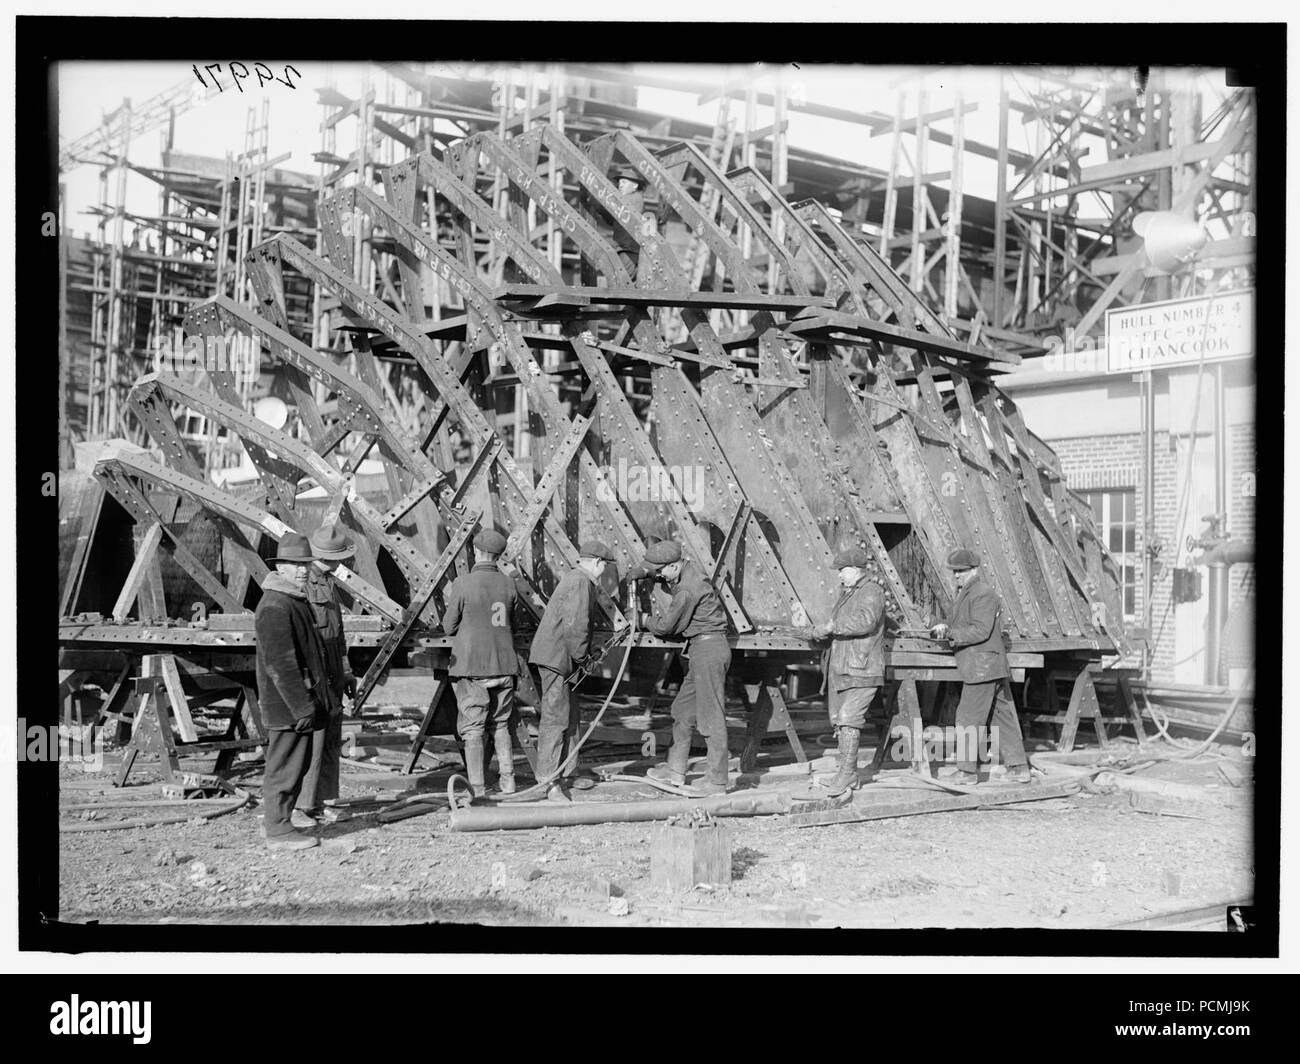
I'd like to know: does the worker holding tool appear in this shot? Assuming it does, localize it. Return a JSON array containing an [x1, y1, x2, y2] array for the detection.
[[634, 541, 733, 797], [254, 533, 337, 851], [929, 549, 1031, 785], [293, 524, 356, 828], [808, 546, 887, 797], [443, 528, 519, 798], [528, 540, 616, 801]]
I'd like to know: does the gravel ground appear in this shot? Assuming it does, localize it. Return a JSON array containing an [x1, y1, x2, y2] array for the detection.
[[57, 735, 1254, 930]]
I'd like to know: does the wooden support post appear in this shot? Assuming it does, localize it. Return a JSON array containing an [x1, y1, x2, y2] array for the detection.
[[869, 678, 928, 778], [116, 677, 181, 787], [403, 675, 452, 774], [739, 678, 807, 772], [1116, 673, 1147, 743], [1056, 666, 1109, 753], [149, 654, 197, 742], [111, 522, 165, 623]]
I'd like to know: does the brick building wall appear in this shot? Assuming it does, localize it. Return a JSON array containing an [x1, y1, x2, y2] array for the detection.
[[1047, 425, 1254, 682]]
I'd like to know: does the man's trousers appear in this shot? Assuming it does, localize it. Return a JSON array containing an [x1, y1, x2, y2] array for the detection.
[[667, 634, 732, 785], [296, 709, 343, 813], [954, 678, 1027, 774], [453, 676, 516, 740], [536, 666, 579, 781], [828, 683, 879, 730], [264, 727, 316, 838]]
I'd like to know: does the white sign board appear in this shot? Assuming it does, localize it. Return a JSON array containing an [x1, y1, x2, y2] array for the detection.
[[1105, 290, 1253, 373]]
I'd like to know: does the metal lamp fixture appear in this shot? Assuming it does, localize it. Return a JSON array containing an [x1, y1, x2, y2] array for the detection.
[[1132, 210, 1209, 273]]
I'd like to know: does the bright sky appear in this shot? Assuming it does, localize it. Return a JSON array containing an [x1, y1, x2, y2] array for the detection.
[[57, 61, 1233, 241]]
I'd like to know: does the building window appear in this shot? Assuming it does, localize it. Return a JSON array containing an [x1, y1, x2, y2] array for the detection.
[[1080, 488, 1137, 622]]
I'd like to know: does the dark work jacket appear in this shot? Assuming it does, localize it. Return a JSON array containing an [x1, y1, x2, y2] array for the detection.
[[307, 568, 351, 701], [529, 568, 597, 674], [614, 189, 644, 252], [442, 563, 519, 678], [254, 574, 336, 730], [648, 562, 727, 640], [825, 577, 887, 690], [944, 577, 1010, 682]]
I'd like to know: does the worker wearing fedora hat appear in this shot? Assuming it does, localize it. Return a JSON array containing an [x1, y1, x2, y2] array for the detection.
[[528, 541, 617, 801], [294, 525, 357, 826], [613, 166, 649, 278], [254, 532, 337, 850], [929, 549, 1030, 785], [442, 528, 520, 797]]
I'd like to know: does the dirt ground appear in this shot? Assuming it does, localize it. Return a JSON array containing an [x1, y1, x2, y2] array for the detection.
[[58, 728, 1254, 930]]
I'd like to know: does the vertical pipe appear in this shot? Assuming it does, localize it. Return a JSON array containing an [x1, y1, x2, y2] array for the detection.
[[1142, 367, 1155, 672], [105, 101, 132, 437], [59, 183, 70, 469], [910, 86, 927, 294], [944, 86, 964, 320], [993, 72, 1009, 329], [880, 89, 903, 257], [1205, 360, 1230, 685]]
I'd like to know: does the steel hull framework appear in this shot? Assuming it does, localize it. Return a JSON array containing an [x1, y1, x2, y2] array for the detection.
[[64, 126, 1130, 769]]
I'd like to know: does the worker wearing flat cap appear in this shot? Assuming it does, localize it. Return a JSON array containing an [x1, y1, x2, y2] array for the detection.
[[254, 533, 338, 850], [807, 546, 888, 797], [637, 540, 733, 797], [528, 541, 616, 801], [929, 549, 1030, 785], [442, 528, 520, 797], [294, 525, 357, 827]]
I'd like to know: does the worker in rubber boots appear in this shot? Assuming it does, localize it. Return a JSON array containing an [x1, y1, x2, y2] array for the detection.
[[929, 549, 1031, 785], [811, 547, 887, 797], [443, 528, 519, 798], [293, 525, 357, 828], [254, 533, 337, 851], [637, 541, 733, 797], [528, 541, 615, 802]]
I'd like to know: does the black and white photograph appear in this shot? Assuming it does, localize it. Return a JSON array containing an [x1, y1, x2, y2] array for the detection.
[[7, 9, 1289, 1002]]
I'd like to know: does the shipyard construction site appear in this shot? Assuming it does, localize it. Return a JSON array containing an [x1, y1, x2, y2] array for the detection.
[[50, 59, 1259, 931]]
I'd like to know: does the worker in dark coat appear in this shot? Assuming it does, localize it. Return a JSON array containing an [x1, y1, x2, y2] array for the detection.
[[254, 533, 336, 850], [528, 541, 615, 801], [930, 549, 1030, 785], [636, 541, 733, 797], [442, 528, 519, 797], [613, 167, 647, 278], [294, 525, 356, 826], [811, 546, 887, 797]]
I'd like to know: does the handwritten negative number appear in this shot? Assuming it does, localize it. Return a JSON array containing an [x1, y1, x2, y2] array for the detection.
[[193, 63, 302, 93]]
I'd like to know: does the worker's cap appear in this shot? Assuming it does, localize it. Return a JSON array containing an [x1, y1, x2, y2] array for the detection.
[[832, 546, 871, 570], [474, 529, 508, 555], [946, 548, 980, 571], [613, 166, 646, 187], [272, 533, 314, 564], [642, 540, 683, 567], [310, 524, 355, 560], [579, 539, 616, 562]]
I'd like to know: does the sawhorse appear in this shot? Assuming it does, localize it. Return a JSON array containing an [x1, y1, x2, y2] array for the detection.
[[867, 678, 930, 779], [739, 678, 808, 773], [117, 656, 265, 787]]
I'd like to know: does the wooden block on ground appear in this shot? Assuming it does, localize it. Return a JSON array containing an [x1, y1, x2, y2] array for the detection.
[[650, 822, 732, 892]]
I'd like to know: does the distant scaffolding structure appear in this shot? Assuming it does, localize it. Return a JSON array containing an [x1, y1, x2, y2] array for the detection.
[[869, 68, 1254, 355], [59, 82, 317, 467]]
